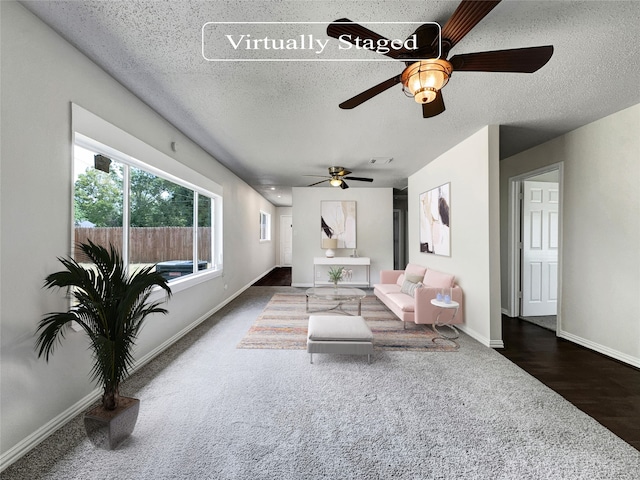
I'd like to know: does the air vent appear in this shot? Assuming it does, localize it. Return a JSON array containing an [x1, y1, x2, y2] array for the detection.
[[369, 157, 393, 165]]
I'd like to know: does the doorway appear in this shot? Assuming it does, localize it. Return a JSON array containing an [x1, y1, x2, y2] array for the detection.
[[393, 189, 408, 270], [507, 164, 563, 332], [279, 215, 292, 266]]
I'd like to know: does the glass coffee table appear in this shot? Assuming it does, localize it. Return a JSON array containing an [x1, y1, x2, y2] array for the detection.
[[305, 287, 367, 316]]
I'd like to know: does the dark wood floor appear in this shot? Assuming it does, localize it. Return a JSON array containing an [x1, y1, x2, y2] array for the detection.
[[500, 316, 640, 451], [252, 267, 292, 286], [252, 268, 640, 450]]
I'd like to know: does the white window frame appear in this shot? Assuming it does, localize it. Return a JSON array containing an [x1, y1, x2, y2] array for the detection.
[[72, 104, 223, 296], [259, 210, 271, 242]]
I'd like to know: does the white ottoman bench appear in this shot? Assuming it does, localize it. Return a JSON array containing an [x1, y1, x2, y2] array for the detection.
[[307, 315, 374, 364]]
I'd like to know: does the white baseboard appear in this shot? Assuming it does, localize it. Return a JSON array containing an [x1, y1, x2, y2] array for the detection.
[[253, 266, 276, 283], [457, 324, 504, 349], [558, 329, 640, 369], [0, 388, 101, 472], [0, 278, 258, 473]]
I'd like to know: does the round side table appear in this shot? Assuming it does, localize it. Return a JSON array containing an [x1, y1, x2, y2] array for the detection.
[[430, 298, 460, 341]]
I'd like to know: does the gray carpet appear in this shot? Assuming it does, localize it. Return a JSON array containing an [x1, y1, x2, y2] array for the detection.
[[3, 287, 638, 479]]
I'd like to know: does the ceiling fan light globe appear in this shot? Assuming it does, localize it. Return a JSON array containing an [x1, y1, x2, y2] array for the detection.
[[402, 59, 452, 103], [330, 177, 343, 187]]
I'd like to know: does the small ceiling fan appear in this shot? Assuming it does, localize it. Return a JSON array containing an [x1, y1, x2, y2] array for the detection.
[[327, 0, 554, 118], [306, 166, 374, 189]]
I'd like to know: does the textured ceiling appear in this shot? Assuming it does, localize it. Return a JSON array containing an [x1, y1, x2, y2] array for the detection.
[[21, 0, 640, 206]]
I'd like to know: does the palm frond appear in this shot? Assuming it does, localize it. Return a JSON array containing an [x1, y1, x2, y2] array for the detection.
[[35, 311, 80, 361], [36, 241, 172, 410]]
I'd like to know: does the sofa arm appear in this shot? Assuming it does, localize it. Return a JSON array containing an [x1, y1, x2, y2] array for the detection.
[[415, 286, 440, 314], [379, 269, 404, 284], [414, 285, 464, 324]]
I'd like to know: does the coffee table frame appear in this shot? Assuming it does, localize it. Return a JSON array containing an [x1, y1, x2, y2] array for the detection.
[[305, 287, 367, 316]]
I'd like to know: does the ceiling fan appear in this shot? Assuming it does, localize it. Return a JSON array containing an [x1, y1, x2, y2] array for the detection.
[[327, 0, 554, 118], [306, 166, 374, 189]]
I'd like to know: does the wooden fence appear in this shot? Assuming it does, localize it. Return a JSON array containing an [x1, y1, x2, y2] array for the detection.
[[74, 227, 211, 263]]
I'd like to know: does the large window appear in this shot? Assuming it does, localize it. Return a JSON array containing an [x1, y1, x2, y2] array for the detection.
[[73, 138, 221, 287]]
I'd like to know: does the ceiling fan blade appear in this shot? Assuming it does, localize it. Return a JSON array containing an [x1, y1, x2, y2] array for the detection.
[[344, 176, 374, 182], [437, 0, 501, 52], [339, 75, 402, 109], [422, 91, 446, 118], [340, 180, 350, 189], [327, 19, 408, 59], [308, 179, 330, 187], [449, 46, 554, 72]]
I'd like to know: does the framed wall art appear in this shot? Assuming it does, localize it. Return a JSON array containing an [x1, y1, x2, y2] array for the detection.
[[321, 200, 356, 249], [419, 183, 450, 256]]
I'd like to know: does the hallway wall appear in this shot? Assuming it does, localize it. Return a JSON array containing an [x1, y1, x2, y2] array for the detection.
[[1, 2, 276, 463], [500, 104, 640, 367]]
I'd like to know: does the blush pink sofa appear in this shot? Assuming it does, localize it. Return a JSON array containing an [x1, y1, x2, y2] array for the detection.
[[373, 263, 464, 327]]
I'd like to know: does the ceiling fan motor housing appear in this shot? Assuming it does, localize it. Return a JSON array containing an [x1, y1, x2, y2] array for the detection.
[[328, 166, 350, 176]]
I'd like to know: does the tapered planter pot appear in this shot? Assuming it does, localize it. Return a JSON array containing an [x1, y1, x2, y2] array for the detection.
[[84, 397, 140, 450]]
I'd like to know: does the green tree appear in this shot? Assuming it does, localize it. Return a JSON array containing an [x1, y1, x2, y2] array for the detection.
[[129, 168, 193, 227], [74, 164, 208, 228], [74, 166, 123, 227], [197, 194, 212, 227]]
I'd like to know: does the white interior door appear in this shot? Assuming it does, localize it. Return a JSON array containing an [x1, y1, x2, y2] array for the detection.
[[521, 181, 559, 316], [280, 215, 292, 266]]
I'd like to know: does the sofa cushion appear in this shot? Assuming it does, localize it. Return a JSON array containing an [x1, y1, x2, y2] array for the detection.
[[308, 315, 373, 342], [405, 263, 427, 278], [400, 279, 423, 297], [423, 269, 455, 288], [396, 273, 423, 286], [385, 293, 415, 312], [375, 283, 402, 295]]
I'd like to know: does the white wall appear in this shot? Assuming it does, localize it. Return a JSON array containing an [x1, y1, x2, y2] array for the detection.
[[291, 187, 394, 286], [408, 126, 502, 347], [500, 104, 640, 367], [0, 2, 276, 464]]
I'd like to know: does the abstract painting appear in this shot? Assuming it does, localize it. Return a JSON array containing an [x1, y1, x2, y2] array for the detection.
[[321, 200, 356, 249], [419, 183, 450, 256]]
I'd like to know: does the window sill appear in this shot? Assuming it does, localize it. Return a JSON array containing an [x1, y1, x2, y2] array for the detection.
[[149, 267, 223, 300]]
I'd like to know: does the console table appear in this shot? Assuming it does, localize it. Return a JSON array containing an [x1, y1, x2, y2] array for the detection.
[[313, 257, 371, 287]]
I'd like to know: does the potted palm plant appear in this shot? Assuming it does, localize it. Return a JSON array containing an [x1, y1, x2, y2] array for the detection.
[[328, 266, 344, 288], [35, 240, 171, 449]]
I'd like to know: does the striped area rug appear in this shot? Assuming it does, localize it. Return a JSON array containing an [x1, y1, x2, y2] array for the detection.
[[237, 293, 458, 351]]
